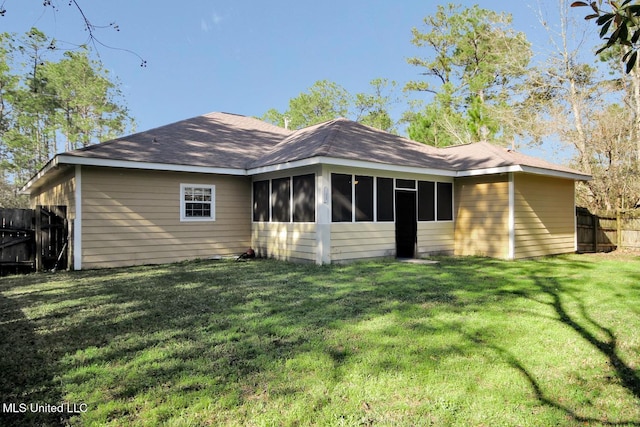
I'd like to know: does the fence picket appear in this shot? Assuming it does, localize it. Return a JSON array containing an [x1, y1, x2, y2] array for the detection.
[[0, 206, 67, 275], [576, 207, 640, 252]]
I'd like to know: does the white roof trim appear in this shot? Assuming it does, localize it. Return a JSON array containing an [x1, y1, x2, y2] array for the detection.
[[455, 165, 522, 177], [21, 155, 247, 193], [519, 165, 592, 181], [455, 165, 591, 181], [59, 155, 246, 175], [20, 156, 60, 193], [247, 156, 458, 177], [23, 152, 591, 194]]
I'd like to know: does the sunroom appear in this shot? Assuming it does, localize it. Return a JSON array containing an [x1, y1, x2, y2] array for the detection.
[[250, 165, 456, 264]]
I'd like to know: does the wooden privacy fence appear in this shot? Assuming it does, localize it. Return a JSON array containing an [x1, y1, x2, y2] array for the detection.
[[576, 207, 640, 253], [0, 206, 68, 276]]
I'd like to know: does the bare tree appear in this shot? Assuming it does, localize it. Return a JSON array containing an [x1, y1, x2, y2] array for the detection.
[[0, 1, 146, 66], [521, 0, 640, 211]]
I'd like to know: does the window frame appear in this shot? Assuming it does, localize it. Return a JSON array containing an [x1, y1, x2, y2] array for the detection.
[[418, 180, 435, 222], [436, 181, 454, 221], [271, 177, 292, 223], [331, 173, 353, 223], [253, 180, 270, 222], [376, 177, 394, 222], [180, 183, 216, 222], [252, 174, 317, 224], [293, 174, 316, 223], [355, 175, 374, 222]]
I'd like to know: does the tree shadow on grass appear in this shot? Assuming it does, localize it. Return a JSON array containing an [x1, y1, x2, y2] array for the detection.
[[0, 260, 485, 425], [0, 256, 639, 425], [472, 257, 640, 426], [467, 333, 640, 427], [0, 293, 66, 426]]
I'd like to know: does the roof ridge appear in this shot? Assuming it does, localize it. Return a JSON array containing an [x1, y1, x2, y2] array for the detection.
[[481, 141, 520, 164], [320, 118, 346, 155], [440, 141, 475, 149]]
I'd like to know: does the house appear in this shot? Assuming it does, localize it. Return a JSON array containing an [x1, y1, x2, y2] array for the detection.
[[22, 112, 591, 270]]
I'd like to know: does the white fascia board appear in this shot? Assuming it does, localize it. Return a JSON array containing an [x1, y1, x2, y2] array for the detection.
[[455, 165, 523, 177], [20, 156, 60, 193], [455, 165, 591, 181], [56, 155, 247, 176], [247, 156, 457, 177], [519, 166, 592, 181]]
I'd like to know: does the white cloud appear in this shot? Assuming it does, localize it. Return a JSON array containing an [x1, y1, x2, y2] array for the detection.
[[201, 10, 224, 33], [201, 19, 210, 33]]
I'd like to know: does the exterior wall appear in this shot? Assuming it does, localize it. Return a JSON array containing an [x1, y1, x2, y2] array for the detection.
[[514, 174, 575, 258], [330, 222, 455, 262], [330, 222, 395, 262], [417, 222, 455, 256], [81, 167, 251, 269], [29, 167, 76, 268], [250, 165, 320, 263], [30, 167, 76, 213], [454, 174, 510, 258], [327, 165, 456, 262], [252, 223, 317, 262]]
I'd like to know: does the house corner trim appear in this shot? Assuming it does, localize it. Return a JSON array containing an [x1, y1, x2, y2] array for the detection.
[[508, 172, 515, 260], [315, 167, 332, 264], [73, 165, 82, 270]]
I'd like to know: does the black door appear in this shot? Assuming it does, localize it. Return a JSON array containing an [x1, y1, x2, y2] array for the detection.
[[395, 191, 417, 258]]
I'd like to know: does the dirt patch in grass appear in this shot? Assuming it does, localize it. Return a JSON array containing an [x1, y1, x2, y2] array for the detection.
[[581, 248, 640, 261]]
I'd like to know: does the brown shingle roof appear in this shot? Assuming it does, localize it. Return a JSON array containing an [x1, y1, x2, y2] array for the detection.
[[442, 141, 589, 178], [65, 112, 292, 169], [248, 118, 454, 170], [56, 112, 589, 179]]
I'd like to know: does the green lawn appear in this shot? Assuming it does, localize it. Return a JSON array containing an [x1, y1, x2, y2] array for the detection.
[[1, 254, 639, 426]]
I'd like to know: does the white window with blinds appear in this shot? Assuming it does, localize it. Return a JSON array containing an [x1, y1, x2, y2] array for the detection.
[[180, 184, 215, 222]]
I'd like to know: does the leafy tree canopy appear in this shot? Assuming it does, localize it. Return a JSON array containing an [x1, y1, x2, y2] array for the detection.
[[0, 28, 133, 207], [572, 0, 640, 73], [262, 78, 399, 132], [404, 3, 531, 146]]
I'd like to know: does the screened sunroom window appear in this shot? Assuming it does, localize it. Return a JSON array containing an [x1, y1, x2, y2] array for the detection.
[[437, 182, 453, 221], [331, 173, 352, 222], [271, 177, 291, 222], [253, 174, 316, 223], [355, 175, 374, 222], [293, 174, 315, 222], [418, 181, 435, 221], [376, 177, 394, 222], [253, 180, 270, 222]]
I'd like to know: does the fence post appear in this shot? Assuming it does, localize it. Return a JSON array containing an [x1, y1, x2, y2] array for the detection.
[[593, 213, 598, 252], [617, 209, 622, 248], [35, 206, 42, 272]]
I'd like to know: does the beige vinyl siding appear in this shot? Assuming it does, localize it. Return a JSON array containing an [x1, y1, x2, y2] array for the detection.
[[29, 167, 76, 268], [417, 222, 454, 256], [454, 175, 509, 258], [251, 223, 317, 262], [30, 167, 76, 215], [331, 223, 395, 262], [81, 167, 250, 269], [514, 174, 575, 258]]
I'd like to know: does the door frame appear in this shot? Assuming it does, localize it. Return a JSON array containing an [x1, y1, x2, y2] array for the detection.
[[395, 190, 417, 258]]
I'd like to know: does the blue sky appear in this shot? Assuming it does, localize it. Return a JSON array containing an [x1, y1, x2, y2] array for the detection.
[[2, 1, 600, 160]]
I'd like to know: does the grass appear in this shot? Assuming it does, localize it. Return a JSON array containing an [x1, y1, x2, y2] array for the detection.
[[1, 254, 639, 426]]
